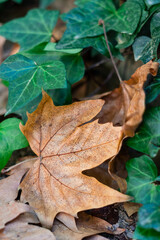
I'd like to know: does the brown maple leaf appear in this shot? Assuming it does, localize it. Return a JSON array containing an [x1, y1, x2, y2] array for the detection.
[[19, 92, 131, 228], [95, 60, 159, 136]]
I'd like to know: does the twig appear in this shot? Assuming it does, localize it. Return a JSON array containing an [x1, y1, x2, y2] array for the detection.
[[99, 19, 122, 83], [86, 59, 108, 71]]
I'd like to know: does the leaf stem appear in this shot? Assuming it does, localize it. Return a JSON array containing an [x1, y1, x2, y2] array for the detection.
[[99, 19, 122, 83]]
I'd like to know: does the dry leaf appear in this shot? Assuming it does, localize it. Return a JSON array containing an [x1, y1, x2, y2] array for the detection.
[[0, 82, 8, 115], [77, 212, 124, 235], [56, 212, 78, 232], [0, 212, 56, 240], [2, 157, 37, 176], [84, 162, 118, 190], [87, 236, 109, 240], [96, 61, 159, 136], [0, 201, 32, 230], [52, 212, 124, 240], [0, 170, 27, 203], [10, 43, 20, 56], [0, 28, 6, 63], [108, 152, 129, 193], [20, 92, 131, 228], [123, 202, 141, 217]]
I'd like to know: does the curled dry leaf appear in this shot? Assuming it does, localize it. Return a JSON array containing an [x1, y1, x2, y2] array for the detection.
[[0, 201, 33, 230], [52, 212, 124, 240], [56, 212, 78, 232], [108, 151, 130, 193], [84, 161, 118, 190], [0, 212, 56, 240], [20, 92, 131, 228], [96, 60, 159, 137], [123, 202, 141, 217]]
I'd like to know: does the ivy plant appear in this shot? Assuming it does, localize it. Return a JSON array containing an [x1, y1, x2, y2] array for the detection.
[[0, 1, 160, 239]]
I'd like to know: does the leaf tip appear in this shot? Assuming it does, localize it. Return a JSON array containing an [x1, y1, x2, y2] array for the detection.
[[149, 61, 159, 76]]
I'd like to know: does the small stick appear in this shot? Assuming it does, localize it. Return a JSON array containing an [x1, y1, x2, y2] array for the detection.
[[99, 19, 122, 83]]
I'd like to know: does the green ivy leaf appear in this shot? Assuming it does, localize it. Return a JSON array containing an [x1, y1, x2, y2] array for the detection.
[[13, 0, 23, 3], [0, 54, 66, 114], [133, 12, 160, 62], [134, 226, 160, 240], [22, 42, 84, 85], [0, 0, 7, 3], [116, 2, 160, 49], [146, 77, 160, 103], [75, 0, 89, 6], [57, 0, 141, 49], [39, 0, 55, 8], [45, 42, 82, 54], [0, 118, 28, 172], [0, 9, 59, 51], [127, 107, 160, 157], [138, 204, 160, 231], [57, 34, 123, 60], [126, 155, 160, 204], [145, 0, 160, 8], [16, 86, 72, 123]]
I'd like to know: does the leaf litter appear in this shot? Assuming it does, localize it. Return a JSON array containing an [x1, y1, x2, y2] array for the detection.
[[0, 60, 159, 239]]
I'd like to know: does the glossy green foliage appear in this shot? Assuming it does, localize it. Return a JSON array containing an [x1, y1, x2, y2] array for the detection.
[[138, 204, 160, 231], [57, 0, 141, 50], [0, 42, 85, 118], [39, 0, 55, 8], [0, 54, 66, 114], [145, 0, 160, 7], [134, 226, 160, 240], [134, 203, 160, 239], [133, 12, 160, 62], [126, 155, 160, 204], [30, 42, 84, 85], [0, 9, 59, 50], [127, 107, 160, 157], [116, 0, 160, 49], [0, 118, 28, 172], [0, 0, 23, 3], [20, 42, 85, 110], [146, 77, 160, 103]]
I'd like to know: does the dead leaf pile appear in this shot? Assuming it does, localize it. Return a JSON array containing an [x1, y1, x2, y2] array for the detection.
[[0, 61, 159, 239]]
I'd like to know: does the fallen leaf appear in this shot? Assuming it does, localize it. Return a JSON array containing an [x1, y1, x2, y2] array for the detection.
[[96, 60, 159, 137], [0, 82, 8, 115], [20, 92, 131, 228], [87, 236, 109, 240], [0, 212, 56, 240], [108, 151, 130, 193], [0, 201, 32, 230], [2, 157, 37, 176], [109, 158, 127, 193], [52, 212, 124, 240], [84, 162, 118, 190], [123, 202, 141, 217], [77, 212, 125, 235], [0, 170, 27, 203], [56, 212, 78, 232], [0, 23, 6, 64]]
